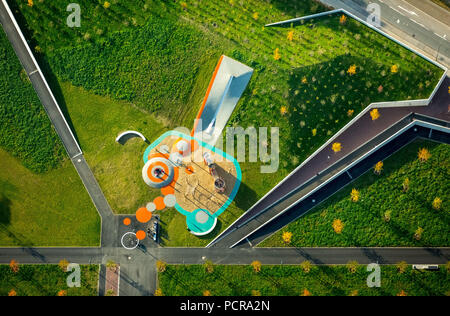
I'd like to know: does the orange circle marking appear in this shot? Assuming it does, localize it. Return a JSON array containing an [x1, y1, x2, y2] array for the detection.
[[136, 230, 146, 241], [154, 196, 166, 210], [123, 218, 131, 226], [147, 162, 170, 183], [136, 207, 152, 223], [161, 184, 175, 196]]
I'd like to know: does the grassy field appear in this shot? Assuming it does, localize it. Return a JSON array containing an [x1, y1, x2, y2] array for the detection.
[[260, 139, 449, 248], [0, 26, 63, 173], [0, 149, 100, 246], [0, 264, 99, 296], [9, 0, 445, 246], [158, 264, 450, 296]]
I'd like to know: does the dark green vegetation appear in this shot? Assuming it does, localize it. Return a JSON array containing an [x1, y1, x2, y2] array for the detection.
[[159, 264, 450, 296], [261, 139, 449, 247], [0, 29, 63, 173], [0, 264, 99, 296], [8, 0, 444, 246]]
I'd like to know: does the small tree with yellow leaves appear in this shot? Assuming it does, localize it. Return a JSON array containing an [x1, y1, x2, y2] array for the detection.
[[370, 108, 380, 121], [273, 48, 281, 61], [332, 142, 342, 153], [103, 1, 111, 9], [339, 15, 347, 25], [418, 148, 431, 162], [350, 189, 360, 202], [251, 261, 262, 273], [282, 231, 292, 244], [374, 161, 383, 175], [287, 30, 294, 41], [10, 260, 19, 273], [8, 289, 17, 296], [391, 65, 399, 74], [57, 290, 67, 297], [397, 290, 407, 296], [204, 260, 214, 274], [432, 197, 442, 210], [402, 178, 410, 192], [396, 261, 408, 274], [203, 290, 211, 296], [59, 259, 69, 272], [27, 0, 33, 7], [347, 260, 359, 274], [414, 227, 424, 241], [301, 289, 312, 296], [347, 64, 356, 75], [251, 290, 261, 296], [156, 260, 167, 273], [332, 219, 344, 234], [300, 260, 312, 273], [154, 288, 164, 296]]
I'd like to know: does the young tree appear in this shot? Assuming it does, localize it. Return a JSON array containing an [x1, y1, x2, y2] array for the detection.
[[251, 261, 262, 273], [418, 148, 431, 162], [301, 289, 311, 296], [349, 290, 359, 296], [370, 109, 380, 121], [59, 259, 69, 272], [9, 260, 19, 273], [156, 260, 167, 273], [57, 290, 67, 296], [333, 219, 344, 234], [251, 290, 261, 296], [154, 288, 164, 296], [287, 30, 294, 41], [374, 161, 383, 175], [332, 142, 342, 153], [397, 290, 407, 296], [282, 231, 293, 244], [300, 260, 312, 273], [414, 227, 424, 241], [402, 178, 410, 192], [346, 261, 359, 274], [8, 289, 17, 296], [383, 210, 392, 223], [432, 197, 442, 210], [396, 261, 408, 274], [339, 15, 347, 25], [391, 65, 399, 74], [350, 188, 360, 202], [347, 65, 356, 76], [203, 290, 212, 296], [273, 48, 281, 61], [204, 260, 214, 274], [103, 1, 111, 9], [445, 261, 450, 273]]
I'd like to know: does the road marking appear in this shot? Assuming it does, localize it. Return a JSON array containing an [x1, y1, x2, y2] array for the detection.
[[246, 238, 253, 247], [434, 32, 448, 41], [398, 5, 418, 16], [410, 19, 428, 30], [28, 69, 38, 76], [390, 6, 406, 16]]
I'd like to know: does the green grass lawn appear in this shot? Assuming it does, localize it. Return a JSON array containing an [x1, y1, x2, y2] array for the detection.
[[9, 0, 445, 246], [260, 139, 449, 248], [0, 264, 99, 296], [158, 264, 450, 296], [0, 149, 100, 246]]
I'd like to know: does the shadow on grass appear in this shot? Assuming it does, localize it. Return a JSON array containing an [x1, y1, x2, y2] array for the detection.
[[0, 194, 11, 225]]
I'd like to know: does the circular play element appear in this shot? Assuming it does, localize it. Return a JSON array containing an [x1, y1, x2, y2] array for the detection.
[[186, 209, 217, 236], [172, 138, 191, 157], [142, 157, 174, 189], [195, 210, 209, 224], [136, 230, 146, 241], [123, 218, 131, 226], [136, 207, 152, 223], [146, 202, 156, 212], [154, 196, 166, 211], [164, 194, 177, 208], [121, 232, 139, 250]]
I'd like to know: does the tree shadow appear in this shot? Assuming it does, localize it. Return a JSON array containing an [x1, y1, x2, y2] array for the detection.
[[0, 194, 11, 225]]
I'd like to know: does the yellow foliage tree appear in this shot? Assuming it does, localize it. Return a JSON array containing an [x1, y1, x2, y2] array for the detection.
[[59, 259, 69, 272], [156, 260, 167, 273], [347, 109, 354, 117], [27, 0, 33, 7], [203, 290, 212, 296], [347, 64, 356, 75], [154, 288, 164, 296], [332, 219, 344, 234], [347, 260, 359, 274], [332, 142, 342, 153], [374, 161, 383, 175], [397, 290, 407, 296], [349, 290, 359, 296], [396, 261, 408, 274], [432, 197, 442, 210], [350, 188, 360, 202], [253, 12, 259, 20], [280, 106, 288, 115], [312, 128, 317, 136], [204, 260, 214, 273], [300, 260, 312, 273], [8, 289, 17, 296], [57, 290, 67, 296], [273, 48, 281, 61], [9, 259, 19, 273], [418, 148, 431, 162], [103, 1, 111, 9], [287, 30, 294, 41], [282, 231, 292, 244], [251, 290, 261, 296], [370, 108, 380, 121], [301, 289, 311, 296], [339, 15, 347, 25], [391, 65, 399, 73], [251, 261, 262, 273], [402, 178, 410, 192], [414, 227, 424, 241]]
